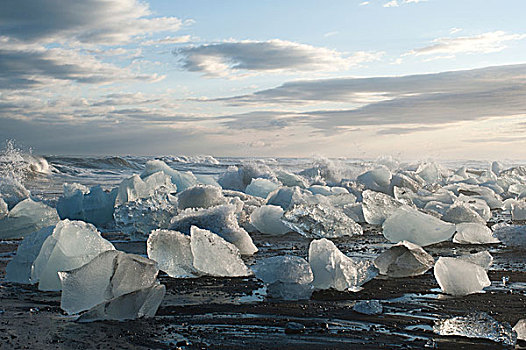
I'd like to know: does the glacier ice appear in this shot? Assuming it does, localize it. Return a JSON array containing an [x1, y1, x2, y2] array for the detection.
[[218, 163, 277, 191], [31, 220, 115, 291], [249, 205, 290, 235], [265, 186, 305, 210], [141, 160, 198, 192], [353, 300, 383, 315], [177, 185, 225, 210], [0, 198, 59, 239], [416, 162, 444, 185], [434, 312, 516, 346], [5, 226, 54, 283], [76, 283, 165, 323], [382, 206, 456, 246], [390, 172, 424, 194], [492, 224, 526, 247], [512, 201, 526, 221], [356, 167, 392, 194], [308, 185, 348, 196], [0, 197, 7, 219], [513, 319, 526, 341], [190, 226, 252, 277], [147, 229, 197, 278], [282, 203, 363, 238], [342, 203, 365, 223], [308, 238, 378, 292], [59, 250, 159, 315], [458, 251, 493, 270], [169, 204, 257, 255], [115, 172, 175, 206], [362, 190, 404, 225], [374, 241, 434, 278], [0, 179, 30, 209], [453, 223, 500, 244], [57, 185, 117, 226], [275, 170, 308, 188], [434, 257, 491, 296], [442, 203, 487, 225], [245, 178, 280, 199]]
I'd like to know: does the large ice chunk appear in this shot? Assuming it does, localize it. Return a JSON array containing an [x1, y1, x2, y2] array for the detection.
[[0, 198, 59, 239], [382, 206, 456, 246], [374, 241, 434, 278], [0, 179, 30, 209], [169, 204, 257, 255], [416, 162, 444, 185], [59, 250, 159, 315], [362, 190, 404, 225], [356, 167, 392, 194], [147, 229, 197, 278], [249, 205, 290, 235], [254, 255, 313, 300], [245, 178, 280, 199], [434, 312, 516, 346], [141, 160, 197, 192], [308, 238, 378, 292], [76, 283, 165, 323], [458, 251, 493, 270], [31, 220, 115, 291], [218, 163, 277, 191], [57, 185, 117, 226], [453, 223, 500, 244], [177, 185, 225, 210], [190, 226, 251, 277], [265, 186, 305, 210], [115, 172, 175, 206], [441, 203, 486, 225], [434, 257, 491, 296], [282, 203, 363, 238], [513, 319, 526, 341], [275, 170, 308, 188], [5, 226, 54, 283]]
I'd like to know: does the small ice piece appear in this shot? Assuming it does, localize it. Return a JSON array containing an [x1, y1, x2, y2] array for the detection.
[[218, 163, 277, 191], [512, 201, 526, 221], [177, 185, 225, 210], [382, 206, 456, 246], [308, 238, 378, 292], [493, 224, 526, 247], [353, 300, 383, 315], [147, 229, 197, 278], [390, 172, 423, 194], [245, 178, 280, 199], [250, 205, 290, 235], [433, 312, 516, 346], [59, 250, 159, 315], [265, 186, 304, 210], [491, 161, 504, 175], [434, 257, 491, 296], [513, 319, 526, 341], [0, 198, 59, 239], [343, 203, 365, 223], [458, 251, 493, 270], [115, 172, 175, 206], [362, 190, 404, 225], [6, 226, 54, 283], [190, 226, 252, 277], [275, 170, 308, 188], [453, 223, 500, 244], [141, 160, 197, 192], [442, 203, 486, 225], [31, 220, 115, 291], [169, 204, 258, 255], [308, 185, 349, 196], [416, 162, 443, 185], [0, 197, 8, 219], [356, 167, 392, 194], [76, 283, 166, 323], [374, 241, 434, 278], [282, 203, 363, 238], [57, 185, 117, 226]]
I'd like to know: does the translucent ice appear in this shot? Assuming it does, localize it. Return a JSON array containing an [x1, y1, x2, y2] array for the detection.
[[308, 238, 378, 292], [356, 167, 392, 194], [0, 179, 30, 209], [453, 223, 500, 244], [458, 251, 493, 270], [374, 241, 434, 278], [362, 190, 404, 225], [59, 250, 159, 315], [245, 178, 280, 199], [434, 257, 491, 296], [265, 186, 305, 210], [6, 226, 54, 283], [282, 203, 363, 238], [115, 172, 175, 206], [353, 300, 383, 315], [512, 201, 526, 221], [57, 185, 117, 226], [308, 185, 348, 196], [76, 283, 165, 323], [218, 163, 277, 191], [275, 170, 308, 188], [441, 202, 486, 225], [177, 185, 225, 210], [493, 224, 526, 247], [190, 226, 251, 277], [249, 205, 290, 235], [0, 197, 8, 219], [433, 312, 516, 346], [147, 229, 197, 278], [416, 162, 444, 185], [0, 198, 59, 239], [31, 220, 115, 291], [513, 319, 526, 341], [169, 204, 258, 255], [141, 160, 197, 192], [382, 206, 456, 246]]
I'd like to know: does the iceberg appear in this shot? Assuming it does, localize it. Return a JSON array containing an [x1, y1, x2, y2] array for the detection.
[[514, 319, 526, 341], [282, 203, 363, 238], [177, 185, 225, 210], [147, 229, 197, 278], [76, 283, 165, 323], [115, 172, 175, 206], [31, 220, 115, 291], [416, 162, 444, 185], [275, 170, 308, 188], [190, 226, 251, 277], [169, 204, 257, 255], [362, 190, 404, 225], [353, 300, 383, 315], [57, 185, 117, 226], [434, 257, 491, 296], [374, 241, 434, 278], [308, 238, 378, 292], [441, 203, 486, 225], [382, 206, 456, 246], [434, 312, 516, 346], [0, 198, 59, 239], [356, 167, 392, 194], [245, 178, 280, 199], [59, 250, 159, 315], [218, 163, 277, 191], [249, 205, 290, 235], [141, 160, 197, 192], [453, 223, 500, 244], [265, 186, 305, 210]]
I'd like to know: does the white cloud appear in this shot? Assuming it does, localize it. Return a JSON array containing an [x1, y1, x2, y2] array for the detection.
[[142, 35, 192, 46], [384, 0, 426, 7], [384, 1, 399, 7], [359, 1, 370, 6], [324, 31, 340, 38], [450, 27, 462, 34]]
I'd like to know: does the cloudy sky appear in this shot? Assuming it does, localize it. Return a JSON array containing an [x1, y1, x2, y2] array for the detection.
[[1, 0, 525, 160]]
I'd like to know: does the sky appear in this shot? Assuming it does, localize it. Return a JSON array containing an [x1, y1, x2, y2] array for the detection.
[[1, 0, 526, 160]]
